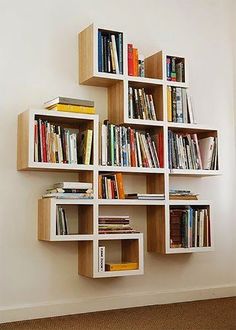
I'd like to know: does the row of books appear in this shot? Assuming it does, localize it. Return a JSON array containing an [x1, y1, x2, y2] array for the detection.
[[34, 119, 93, 165], [98, 173, 124, 199], [98, 30, 123, 74], [168, 132, 218, 170], [43, 182, 93, 199], [44, 96, 95, 114], [98, 215, 138, 234], [167, 87, 195, 123], [169, 190, 198, 200], [166, 56, 185, 82], [101, 122, 163, 168], [170, 207, 211, 248], [98, 246, 138, 272], [127, 44, 145, 77], [128, 87, 157, 120]]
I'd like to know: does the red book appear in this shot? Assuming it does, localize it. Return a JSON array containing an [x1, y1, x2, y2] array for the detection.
[[130, 128, 136, 167], [157, 132, 164, 168], [41, 122, 47, 162], [128, 44, 134, 76]]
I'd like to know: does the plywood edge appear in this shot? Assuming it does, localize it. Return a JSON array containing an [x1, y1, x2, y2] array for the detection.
[[79, 24, 94, 85], [17, 111, 30, 170], [38, 198, 52, 241], [144, 51, 163, 80], [78, 241, 94, 277]]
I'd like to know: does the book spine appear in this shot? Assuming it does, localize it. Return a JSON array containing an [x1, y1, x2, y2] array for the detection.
[[98, 246, 105, 272], [111, 34, 119, 74], [98, 30, 102, 72], [133, 48, 138, 76], [127, 44, 134, 76], [166, 56, 171, 80], [118, 33, 123, 74], [167, 86, 172, 122]]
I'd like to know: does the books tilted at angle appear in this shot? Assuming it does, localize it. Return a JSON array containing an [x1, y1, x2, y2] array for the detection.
[[105, 262, 138, 271], [79, 129, 93, 165], [56, 206, 69, 235], [125, 193, 165, 200], [128, 87, 157, 120], [170, 206, 210, 248], [98, 246, 105, 272], [198, 137, 216, 170]]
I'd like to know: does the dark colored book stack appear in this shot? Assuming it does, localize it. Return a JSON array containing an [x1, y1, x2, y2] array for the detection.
[[166, 56, 185, 82], [128, 87, 157, 120], [34, 119, 93, 165], [168, 131, 202, 170], [127, 44, 145, 77], [167, 87, 195, 123], [98, 216, 139, 234], [98, 173, 125, 199], [170, 207, 211, 248], [101, 122, 163, 168], [98, 30, 123, 74]]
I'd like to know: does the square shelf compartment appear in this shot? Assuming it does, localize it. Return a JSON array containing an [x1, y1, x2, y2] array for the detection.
[[38, 198, 94, 241], [167, 201, 213, 254], [17, 109, 98, 171], [95, 235, 143, 277], [79, 24, 124, 87], [166, 54, 186, 83]]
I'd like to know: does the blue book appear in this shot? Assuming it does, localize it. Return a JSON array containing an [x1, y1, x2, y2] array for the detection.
[[118, 33, 123, 74], [98, 31, 102, 72]]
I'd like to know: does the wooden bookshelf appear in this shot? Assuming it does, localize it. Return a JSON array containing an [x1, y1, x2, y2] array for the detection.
[[17, 24, 220, 278]]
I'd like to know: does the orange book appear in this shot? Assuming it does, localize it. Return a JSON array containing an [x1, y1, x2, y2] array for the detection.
[[98, 175, 102, 199], [115, 173, 125, 199], [133, 48, 138, 76]]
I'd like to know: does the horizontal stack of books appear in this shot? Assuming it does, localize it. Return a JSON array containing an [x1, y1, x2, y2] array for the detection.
[[98, 215, 138, 234], [34, 119, 93, 165], [43, 182, 93, 199], [128, 87, 157, 120], [56, 206, 69, 235], [98, 173, 125, 199], [101, 122, 163, 167], [169, 190, 199, 200], [98, 30, 123, 74], [166, 56, 185, 82], [167, 87, 195, 123], [44, 96, 95, 114], [125, 193, 165, 200], [168, 131, 218, 170], [127, 44, 145, 77], [170, 207, 211, 248]]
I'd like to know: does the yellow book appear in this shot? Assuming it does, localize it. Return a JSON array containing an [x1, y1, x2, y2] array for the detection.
[[105, 262, 138, 271], [47, 104, 95, 114], [167, 86, 172, 122]]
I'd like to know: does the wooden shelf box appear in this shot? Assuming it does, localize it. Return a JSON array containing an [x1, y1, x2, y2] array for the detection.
[[17, 109, 99, 171]]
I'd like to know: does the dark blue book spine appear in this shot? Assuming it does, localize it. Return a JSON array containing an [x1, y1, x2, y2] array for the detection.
[[98, 31, 102, 72], [118, 33, 123, 74]]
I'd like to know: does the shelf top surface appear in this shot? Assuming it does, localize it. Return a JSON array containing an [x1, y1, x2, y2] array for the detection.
[[25, 108, 99, 121]]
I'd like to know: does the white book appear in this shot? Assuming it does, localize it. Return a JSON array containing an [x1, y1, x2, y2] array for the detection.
[[98, 246, 105, 272], [199, 210, 204, 247], [101, 124, 107, 166], [54, 182, 92, 189], [194, 210, 198, 247], [111, 35, 119, 74], [149, 95, 157, 121], [198, 137, 215, 170], [182, 89, 188, 123], [186, 90, 196, 124], [135, 131, 142, 167]]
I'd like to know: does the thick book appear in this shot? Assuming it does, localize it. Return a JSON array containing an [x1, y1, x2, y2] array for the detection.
[[53, 182, 92, 189], [105, 262, 138, 271], [128, 44, 134, 75], [80, 129, 93, 165], [198, 137, 215, 170], [47, 104, 95, 114], [44, 97, 94, 108]]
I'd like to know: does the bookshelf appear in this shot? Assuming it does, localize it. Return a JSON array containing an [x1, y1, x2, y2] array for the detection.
[[16, 24, 220, 278]]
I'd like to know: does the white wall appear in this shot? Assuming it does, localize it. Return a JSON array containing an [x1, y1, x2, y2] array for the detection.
[[0, 0, 235, 323]]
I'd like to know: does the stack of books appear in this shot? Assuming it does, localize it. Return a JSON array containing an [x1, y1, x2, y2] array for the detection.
[[34, 119, 93, 165], [98, 30, 123, 74], [166, 56, 185, 82], [44, 97, 95, 114], [128, 87, 157, 120], [167, 87, 195, 123], [127, 44, 145, 77], [169, 190, 199, 200], [98, 173, 125, 199], [101, 122, 163, 167], [168, 131, 218, 170], [98, 215, 138, 234], [170, 207, 211, 248], [125, 193, 165, 200], [43, 182, 93, 199], [56, 206, 69, 235]]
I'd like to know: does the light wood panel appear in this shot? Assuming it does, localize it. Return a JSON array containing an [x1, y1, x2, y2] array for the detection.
[[79, 24, 94, 85], [17, 111, 30, 170], [122, 239, 139, 267], [78, 205, 93, 234], [144, 51, 163, 79], [147, 205, 165, 253], [38, 199, 52, 241], [108, 81, 124, 124], [78, 241, 93, 277], [146, 174, 165, 194]]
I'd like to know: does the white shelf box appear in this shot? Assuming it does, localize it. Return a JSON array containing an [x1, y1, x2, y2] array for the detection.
[[94, 234, 144, 278], [38, 198, 95, 241], [166, 201, 213, 254], [79, 24, 125, 87], [17, 109, 99, 171]]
